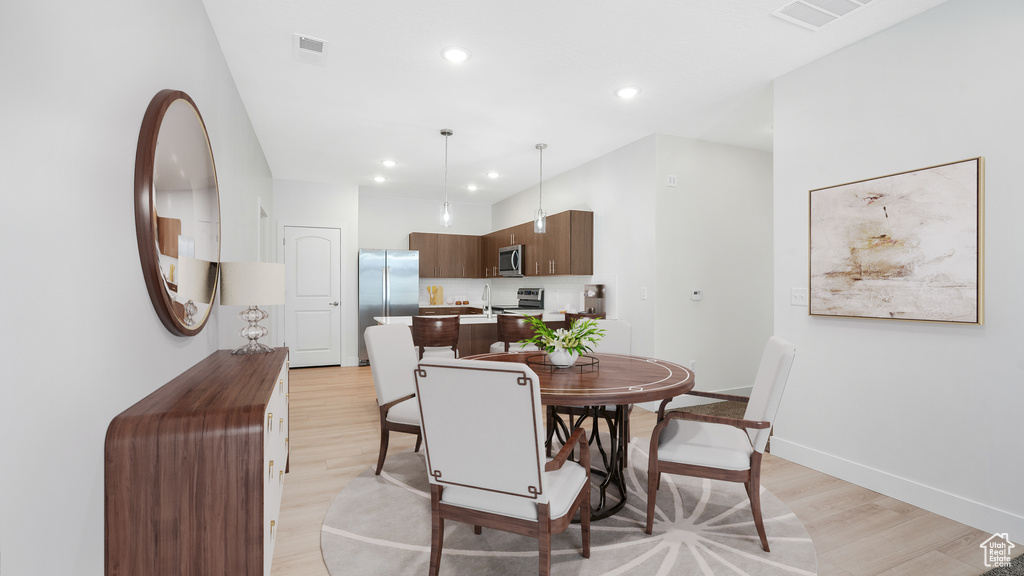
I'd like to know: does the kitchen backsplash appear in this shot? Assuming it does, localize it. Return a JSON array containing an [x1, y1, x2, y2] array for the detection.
[[419, 276, 596, 313]]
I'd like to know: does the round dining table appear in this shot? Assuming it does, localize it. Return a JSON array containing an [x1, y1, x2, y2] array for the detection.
[[463, 351, 695, 519]]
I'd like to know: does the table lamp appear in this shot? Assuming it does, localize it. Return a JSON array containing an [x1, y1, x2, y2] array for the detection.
[[175, 257, 218, 326], [220, 262, 286, 354]]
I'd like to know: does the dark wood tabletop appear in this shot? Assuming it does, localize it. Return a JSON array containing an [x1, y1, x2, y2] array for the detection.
[[463, 352, 694, 406]]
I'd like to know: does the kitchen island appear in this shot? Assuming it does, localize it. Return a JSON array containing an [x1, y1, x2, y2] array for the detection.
[[373, 312, 567, 356]]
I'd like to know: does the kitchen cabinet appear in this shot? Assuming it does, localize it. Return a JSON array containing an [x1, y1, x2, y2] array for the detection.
[[409, 210, 591, 279], [481, 231, 502, 278], [409, 232, 440, 277], [531, 210, 593, 276], [418, 307, 483, 316], [410, 232, 482, 278]]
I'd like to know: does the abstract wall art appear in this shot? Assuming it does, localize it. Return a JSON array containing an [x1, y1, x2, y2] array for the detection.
[[809, 158, 984, 324]]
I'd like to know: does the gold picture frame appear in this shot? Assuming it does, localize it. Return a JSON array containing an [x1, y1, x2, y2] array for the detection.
[[809, 157, 984, 324]]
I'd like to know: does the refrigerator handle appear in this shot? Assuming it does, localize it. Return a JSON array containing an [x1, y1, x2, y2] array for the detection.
[[383, 266, 391, 316]]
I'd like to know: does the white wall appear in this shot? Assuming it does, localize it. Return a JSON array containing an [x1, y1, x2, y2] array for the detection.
[[772, 0, 1024, 536], [272, 179, 360, 365], [654, 135, 774, 391], [0, 1, 271, 574], [359, 194, 493, 249], [493, 134, 775, 388]]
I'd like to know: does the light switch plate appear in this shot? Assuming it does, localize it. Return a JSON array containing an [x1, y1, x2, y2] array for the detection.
[[791, 288, 808, 306], [691, 290, 703, 301]]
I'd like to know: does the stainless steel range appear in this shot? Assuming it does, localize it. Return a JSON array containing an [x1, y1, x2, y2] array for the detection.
[[490, 288, 544, 313]]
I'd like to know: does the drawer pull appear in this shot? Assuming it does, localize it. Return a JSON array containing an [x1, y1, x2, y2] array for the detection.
[[279, 470, 284, 484], [271, 520, 276, 538], [267, 413, 273, 431], [280, 417, 284, 431], [269, 460, 274, 478]]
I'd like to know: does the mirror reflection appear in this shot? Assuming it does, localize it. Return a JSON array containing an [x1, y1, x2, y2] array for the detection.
[[135, 90, 221, 336], [153, 99, 220, 325]]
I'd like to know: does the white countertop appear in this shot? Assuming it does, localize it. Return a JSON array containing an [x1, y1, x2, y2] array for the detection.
[[374, 312, 566, 325]]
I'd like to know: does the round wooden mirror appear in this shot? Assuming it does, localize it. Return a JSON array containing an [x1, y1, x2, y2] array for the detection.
[[134, 90, 221, 336]]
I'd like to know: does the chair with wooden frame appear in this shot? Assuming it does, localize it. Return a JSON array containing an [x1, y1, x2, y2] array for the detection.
[[414, 358, 591, 576], [488, 313, 543, 353], [364, 324, 422, 475], [563, 311, 605, 327], [645, 336, 796, 551], [412, 315, 460, 360]]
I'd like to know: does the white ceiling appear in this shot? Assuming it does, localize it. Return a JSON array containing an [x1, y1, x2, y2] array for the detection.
[[200, 0, 949, 206]]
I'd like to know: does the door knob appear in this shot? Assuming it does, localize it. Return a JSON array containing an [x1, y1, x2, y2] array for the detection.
[[329, 301, 339, 306]]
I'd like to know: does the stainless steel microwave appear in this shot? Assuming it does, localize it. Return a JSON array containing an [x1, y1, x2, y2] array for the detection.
[[498, 245, 524, 277]]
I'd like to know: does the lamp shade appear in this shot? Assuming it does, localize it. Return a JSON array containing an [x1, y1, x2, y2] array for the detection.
[[219, 262, 285, 306], [175, 258, 218, 304]]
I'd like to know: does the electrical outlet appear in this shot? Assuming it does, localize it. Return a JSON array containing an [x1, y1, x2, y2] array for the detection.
[[791, 288, 808, 306], [640, 287, 648, 300], [689, 360, 696, 371], [666, 174, 678, 187], [691, 290, 703, 301]]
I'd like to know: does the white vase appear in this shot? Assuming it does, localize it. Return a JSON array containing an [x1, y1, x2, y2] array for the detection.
[[547, 349, 579, 368]]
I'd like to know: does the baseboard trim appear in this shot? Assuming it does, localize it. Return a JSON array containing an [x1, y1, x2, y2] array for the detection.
[[770, 437, 1024, 537]]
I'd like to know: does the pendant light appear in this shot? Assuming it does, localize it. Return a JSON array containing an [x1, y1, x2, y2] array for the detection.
[[534, 143, 547, 234], [440, 129, 454, 228]]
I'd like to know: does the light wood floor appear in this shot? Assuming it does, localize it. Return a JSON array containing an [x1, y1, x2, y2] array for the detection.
[[272, 365, 1004, 576]]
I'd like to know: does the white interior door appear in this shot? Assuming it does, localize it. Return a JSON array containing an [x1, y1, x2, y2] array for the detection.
[[284, 226, 342, 367]]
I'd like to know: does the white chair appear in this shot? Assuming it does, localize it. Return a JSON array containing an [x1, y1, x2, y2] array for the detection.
[[645, 336, 797, 552], [414, 358, 591, 576], [591, 319, 630, 354], [364, 324, 422, 475], [488, 313, 542, 353]]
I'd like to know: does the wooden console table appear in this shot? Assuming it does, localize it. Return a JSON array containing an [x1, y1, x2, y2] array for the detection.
[[104, 348, 290, 576]]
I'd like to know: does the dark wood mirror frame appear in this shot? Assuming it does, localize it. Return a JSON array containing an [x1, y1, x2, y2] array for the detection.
[[134, 89, 221, 336]]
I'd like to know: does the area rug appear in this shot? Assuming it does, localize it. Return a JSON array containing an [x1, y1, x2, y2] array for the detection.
[[981, 554, 1024, 576], [321, 439, 817, 575]]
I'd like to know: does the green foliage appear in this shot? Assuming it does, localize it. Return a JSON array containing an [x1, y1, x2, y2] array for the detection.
[[519, 315, 605, 355]]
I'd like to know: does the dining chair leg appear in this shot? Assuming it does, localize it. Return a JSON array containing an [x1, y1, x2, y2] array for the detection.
[[645, 468, 659, 534], [538, 503, 552, 576], [429, 486, 445, 576], [747, 452, 769, 552], [544, 406, 555, 457], [414, 432, 422, 453], [580, 491, 591, 558], [646, 434, 659, 534], [375, 419, 390, 476]]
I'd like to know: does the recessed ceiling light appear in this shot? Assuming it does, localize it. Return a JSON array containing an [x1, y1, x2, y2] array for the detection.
[[442, 47, 470, 64], [381, 159, 396, 168], [487, 171, 500, 179], [616, 86, 641, 99], [466, 184, 478, 191], [373, 176, 387, 183]]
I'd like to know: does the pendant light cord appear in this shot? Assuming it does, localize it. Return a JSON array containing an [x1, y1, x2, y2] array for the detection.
[[538, 145, 543, 209]]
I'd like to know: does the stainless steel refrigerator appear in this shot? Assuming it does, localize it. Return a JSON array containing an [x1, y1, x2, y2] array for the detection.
[[358, 249, 420, 365]]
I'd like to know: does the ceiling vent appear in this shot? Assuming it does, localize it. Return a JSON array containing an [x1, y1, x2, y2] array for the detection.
[[772, 0, 874, 30], [293, 34, 327, 65]]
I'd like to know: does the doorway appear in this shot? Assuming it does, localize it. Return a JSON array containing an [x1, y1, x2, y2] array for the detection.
[[284, 226, 342, 367]]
